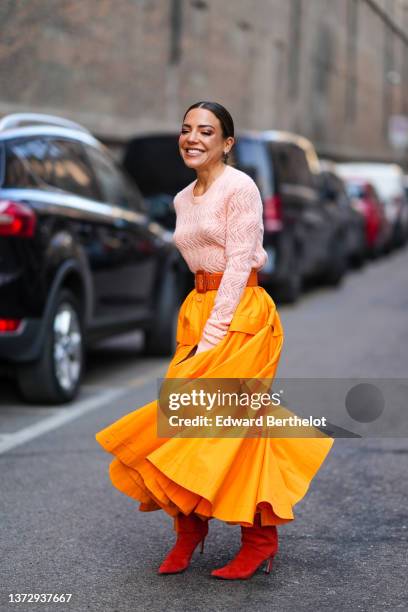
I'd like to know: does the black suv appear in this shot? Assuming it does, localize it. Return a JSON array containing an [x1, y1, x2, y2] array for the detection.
[[0, 114, 183, 404], [123, 130, 349, 302]]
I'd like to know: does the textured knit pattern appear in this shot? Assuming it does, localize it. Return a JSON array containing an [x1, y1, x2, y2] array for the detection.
[[172, 164, 268, 353]]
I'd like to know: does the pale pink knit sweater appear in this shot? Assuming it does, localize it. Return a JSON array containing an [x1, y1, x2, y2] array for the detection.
[[173, 164, 268, 353]]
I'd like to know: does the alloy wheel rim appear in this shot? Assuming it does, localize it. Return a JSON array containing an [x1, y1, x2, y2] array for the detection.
[[53, 302, 82, 392]]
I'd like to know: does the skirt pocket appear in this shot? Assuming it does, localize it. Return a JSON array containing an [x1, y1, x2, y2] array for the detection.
[[228, 313, 267, 335], [174, 344, 198, 365]]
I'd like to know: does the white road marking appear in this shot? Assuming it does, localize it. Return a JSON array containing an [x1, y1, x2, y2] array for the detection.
[[0, 388, 125, 455], [0, 368, 165, 455]]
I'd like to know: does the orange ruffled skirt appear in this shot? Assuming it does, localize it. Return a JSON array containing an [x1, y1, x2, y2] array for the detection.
[[95, 285, 334, 530]]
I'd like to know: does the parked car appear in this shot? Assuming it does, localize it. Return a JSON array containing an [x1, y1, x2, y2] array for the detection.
[[123, 130, 349, 303], [232, 131, 350, 298], [318, 161, 366, 267], [336, 163, 408, 248], [0, 113, 184, 404], [341, 178, 390, 257], [123, 134, 195, 297]]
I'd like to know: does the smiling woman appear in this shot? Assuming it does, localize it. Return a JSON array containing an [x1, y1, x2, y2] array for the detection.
[[95, 100, 334, 580]]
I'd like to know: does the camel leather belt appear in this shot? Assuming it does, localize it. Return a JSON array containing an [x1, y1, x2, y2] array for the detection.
[[194, 268, 259, 293]]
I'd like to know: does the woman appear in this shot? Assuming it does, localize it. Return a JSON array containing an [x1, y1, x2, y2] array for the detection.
[[95, 101, 335, 580]]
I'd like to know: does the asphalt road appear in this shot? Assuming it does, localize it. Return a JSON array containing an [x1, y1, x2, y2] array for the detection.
[[1, 246, 408, 612]]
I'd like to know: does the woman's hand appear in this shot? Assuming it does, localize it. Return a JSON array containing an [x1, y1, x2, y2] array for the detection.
[[196, 338, 219, 354]]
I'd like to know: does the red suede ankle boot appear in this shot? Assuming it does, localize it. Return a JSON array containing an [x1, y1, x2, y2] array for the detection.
[[211, 513, 278, 580], [158, 512, 209, 574]]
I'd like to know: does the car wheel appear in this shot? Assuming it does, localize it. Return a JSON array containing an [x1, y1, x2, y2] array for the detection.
[[350, 243, 365, 269], [274, 245, 302, 304], [17, 289, 84, 404], [323, 234, 348, 286], [144, 270, 181, 356], [351, 252, 365, 269]]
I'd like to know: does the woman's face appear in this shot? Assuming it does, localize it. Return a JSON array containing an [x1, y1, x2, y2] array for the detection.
[[179, 107, 234, 172]]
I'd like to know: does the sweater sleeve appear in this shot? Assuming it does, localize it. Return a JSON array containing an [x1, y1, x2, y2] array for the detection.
[[196, 179, 263, 353]]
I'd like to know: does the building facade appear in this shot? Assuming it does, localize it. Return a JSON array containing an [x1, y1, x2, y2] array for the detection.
[[0, 0, 407, 163]]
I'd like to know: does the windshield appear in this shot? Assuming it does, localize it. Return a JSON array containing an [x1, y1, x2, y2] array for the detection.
[[122, 135, 195, 197]]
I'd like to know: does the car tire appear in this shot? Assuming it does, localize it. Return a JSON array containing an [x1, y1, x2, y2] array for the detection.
[[350, 244, 365, 269], [351, 252, 365, 269], [322, 234, 348, 286], [144, 269, 181, 356], [274, 245, 302, 304], [17, 289, 84, 404]]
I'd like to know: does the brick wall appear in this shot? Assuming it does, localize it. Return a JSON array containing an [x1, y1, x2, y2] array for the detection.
[[0, 0, 407, 163]]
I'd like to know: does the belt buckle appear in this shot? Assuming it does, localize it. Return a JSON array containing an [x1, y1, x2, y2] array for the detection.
[[195, 270, 206, 293]]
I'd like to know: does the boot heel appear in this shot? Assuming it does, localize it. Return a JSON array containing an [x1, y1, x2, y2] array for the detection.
[[264, 555, 273, 574], [200, 535, 206, 554], [211, 516, 279, 580]]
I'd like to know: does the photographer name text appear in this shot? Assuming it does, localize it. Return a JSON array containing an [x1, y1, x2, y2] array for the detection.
[[167, 415, 328, 427]]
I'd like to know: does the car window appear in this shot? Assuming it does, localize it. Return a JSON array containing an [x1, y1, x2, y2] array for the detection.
[[331, 175, 349, 207], [122, 135, 195, 197], [319, 172, 335, 200], [233, 138, 274, 198], [4, 138, 51, 189], [85, 144, 145, 212], [3, 140, 39, 188], [47, 138, 100, 199], [3, 137, 99, 199], [271, 143, 314, 189]]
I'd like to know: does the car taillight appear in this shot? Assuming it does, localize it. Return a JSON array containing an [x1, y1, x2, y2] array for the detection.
[[0, 200, 36, 237], [0, 319, 22, 332], [264, 194, 283, 231]]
